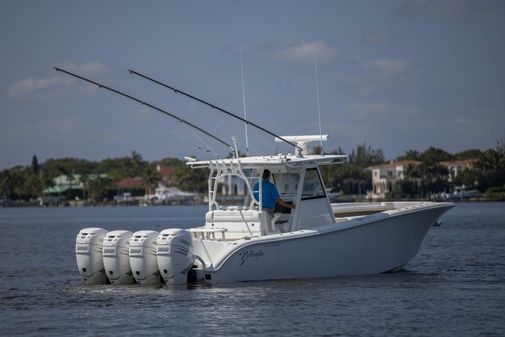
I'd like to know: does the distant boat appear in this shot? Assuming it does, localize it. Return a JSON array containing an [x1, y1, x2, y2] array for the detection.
[[452, 186, 480, 200]]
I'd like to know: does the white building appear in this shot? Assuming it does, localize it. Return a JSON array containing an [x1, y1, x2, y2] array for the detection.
[[368, 160, 421, 199], [219, 175, 248, 196], [439, 159, 477, 183]]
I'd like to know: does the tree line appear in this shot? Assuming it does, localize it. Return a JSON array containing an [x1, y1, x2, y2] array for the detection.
[[0, 151, 205, 203], [1, 139, 504, 203], [319, 139, 505, 200]]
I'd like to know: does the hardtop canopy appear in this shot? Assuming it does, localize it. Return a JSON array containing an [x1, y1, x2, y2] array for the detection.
[[187, 154, 348, 171]]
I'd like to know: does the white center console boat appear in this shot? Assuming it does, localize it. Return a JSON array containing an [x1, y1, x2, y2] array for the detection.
[[75, 135, 453, 285]]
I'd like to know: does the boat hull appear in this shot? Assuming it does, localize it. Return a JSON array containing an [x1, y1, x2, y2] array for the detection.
[[205, 203, 452, 283]]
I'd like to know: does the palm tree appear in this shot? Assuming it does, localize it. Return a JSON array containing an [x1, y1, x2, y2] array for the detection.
[[80, 172, 90, 202], [88, 176, 112, 204], [142, 166, 160, 195], [398, 149, 420, 161]]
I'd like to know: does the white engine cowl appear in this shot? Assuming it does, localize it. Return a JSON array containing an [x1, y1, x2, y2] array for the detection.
[[102, 230, 135, 285], [157, 228, 194, 285], [129, 230, 161, 285], [75, 227, 108, 284]]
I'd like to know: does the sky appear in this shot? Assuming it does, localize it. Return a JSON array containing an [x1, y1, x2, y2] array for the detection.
[[1, 0, 504, 169]]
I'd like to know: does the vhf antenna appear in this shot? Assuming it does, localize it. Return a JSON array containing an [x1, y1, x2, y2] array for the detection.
[[314, 55, 324, 154], [240, 43, 249, 156]]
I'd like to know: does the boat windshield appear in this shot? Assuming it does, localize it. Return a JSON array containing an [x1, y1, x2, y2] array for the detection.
[[226, 171, 299, 210], [272, 173, 299, 200], [301, 168, 326, 200]]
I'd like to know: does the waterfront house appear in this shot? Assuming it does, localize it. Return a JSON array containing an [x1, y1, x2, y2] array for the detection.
[[439, 159, 477, 182], [368, 160, 421, 199]]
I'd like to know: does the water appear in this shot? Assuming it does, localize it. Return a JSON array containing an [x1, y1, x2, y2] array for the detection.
[[0, 203, 504, 337]]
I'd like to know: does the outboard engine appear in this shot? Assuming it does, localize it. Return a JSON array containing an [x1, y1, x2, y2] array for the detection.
[[157, 228, 194, 285], [75, 227, 108, 284], [129, 230, 161, 285], [102, 230, 135, 285]]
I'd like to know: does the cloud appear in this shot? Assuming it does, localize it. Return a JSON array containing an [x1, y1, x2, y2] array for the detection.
[[8, 77, 72, 98], [342, 101, 422, 124], [8, 61, 107, 99], [454, 115, 475, 125], [363, 32, 395, 44], [276, 41, 335, 63], [364, 58, 419, 82], [59, 61, 107, 75]]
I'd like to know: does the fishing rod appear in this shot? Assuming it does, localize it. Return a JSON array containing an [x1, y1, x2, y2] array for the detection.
[[53, 67, 231, 149], [127, 69, 302, 152]]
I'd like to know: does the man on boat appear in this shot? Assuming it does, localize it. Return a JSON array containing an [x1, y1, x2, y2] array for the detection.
[[253, 169, 295, 233]]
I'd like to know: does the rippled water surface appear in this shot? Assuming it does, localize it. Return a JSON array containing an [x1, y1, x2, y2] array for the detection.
[[1, 203, 504, 336]]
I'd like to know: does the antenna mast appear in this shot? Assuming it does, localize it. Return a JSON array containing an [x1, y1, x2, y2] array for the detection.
[[314, 55, 324, 154], [240, 44, 249, 156]]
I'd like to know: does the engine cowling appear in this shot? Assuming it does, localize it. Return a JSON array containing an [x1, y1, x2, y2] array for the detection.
[[129, 230, 161, 285], [157, 228, 194, 285], [75, 227, 108, 284], [102, 230, 135, 285]]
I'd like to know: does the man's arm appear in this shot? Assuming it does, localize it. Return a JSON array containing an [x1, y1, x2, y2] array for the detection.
[[276, 198, 295, 209]]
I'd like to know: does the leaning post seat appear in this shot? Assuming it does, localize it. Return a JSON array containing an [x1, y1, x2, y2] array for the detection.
[[189, 208, 267, 240]]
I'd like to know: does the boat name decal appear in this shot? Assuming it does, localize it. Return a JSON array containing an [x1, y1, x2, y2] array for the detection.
[[239, 249, 264, 265]]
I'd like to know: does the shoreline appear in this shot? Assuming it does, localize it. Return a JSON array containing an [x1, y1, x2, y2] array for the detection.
[[1, 198, 503, 208]]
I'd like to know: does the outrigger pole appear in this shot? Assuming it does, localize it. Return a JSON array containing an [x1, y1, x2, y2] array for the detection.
[[127, 69, 302, 152], [53, 67, 231, 149]]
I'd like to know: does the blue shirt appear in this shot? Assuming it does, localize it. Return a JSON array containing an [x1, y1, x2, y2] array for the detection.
[[253, 179, 280, 209]]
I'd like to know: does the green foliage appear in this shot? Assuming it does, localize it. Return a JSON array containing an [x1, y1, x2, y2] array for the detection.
[[2, 139, 504, 202], [174, 165, 209, 193], [474, 146, 505, 192], [452, 168, 479, 187], [393, 161, 449, 199], [349, 142, 384, 167], [160, 157, 208, 192], [397, 149, 420, 161], [42, 158, 97, 176], [319, 143, 380, 195], [160, 157, 186, 168], [87, 175, 113, 203], [454, 149, 482, 160], [392, 145, 494, 198], [0, 165, 44, 200], [97, 151, 147, 181], [31, 155, 39, 174], [326, 164, 371, 195], [142, 164, 161, 194], [419, 147, 453, 164], [390, 179, 418, 199], [485, 185, 505, 201]]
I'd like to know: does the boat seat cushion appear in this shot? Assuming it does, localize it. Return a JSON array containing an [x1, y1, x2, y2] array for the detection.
[[206, 210, 262, 223], [204, 210, 263, 237]]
